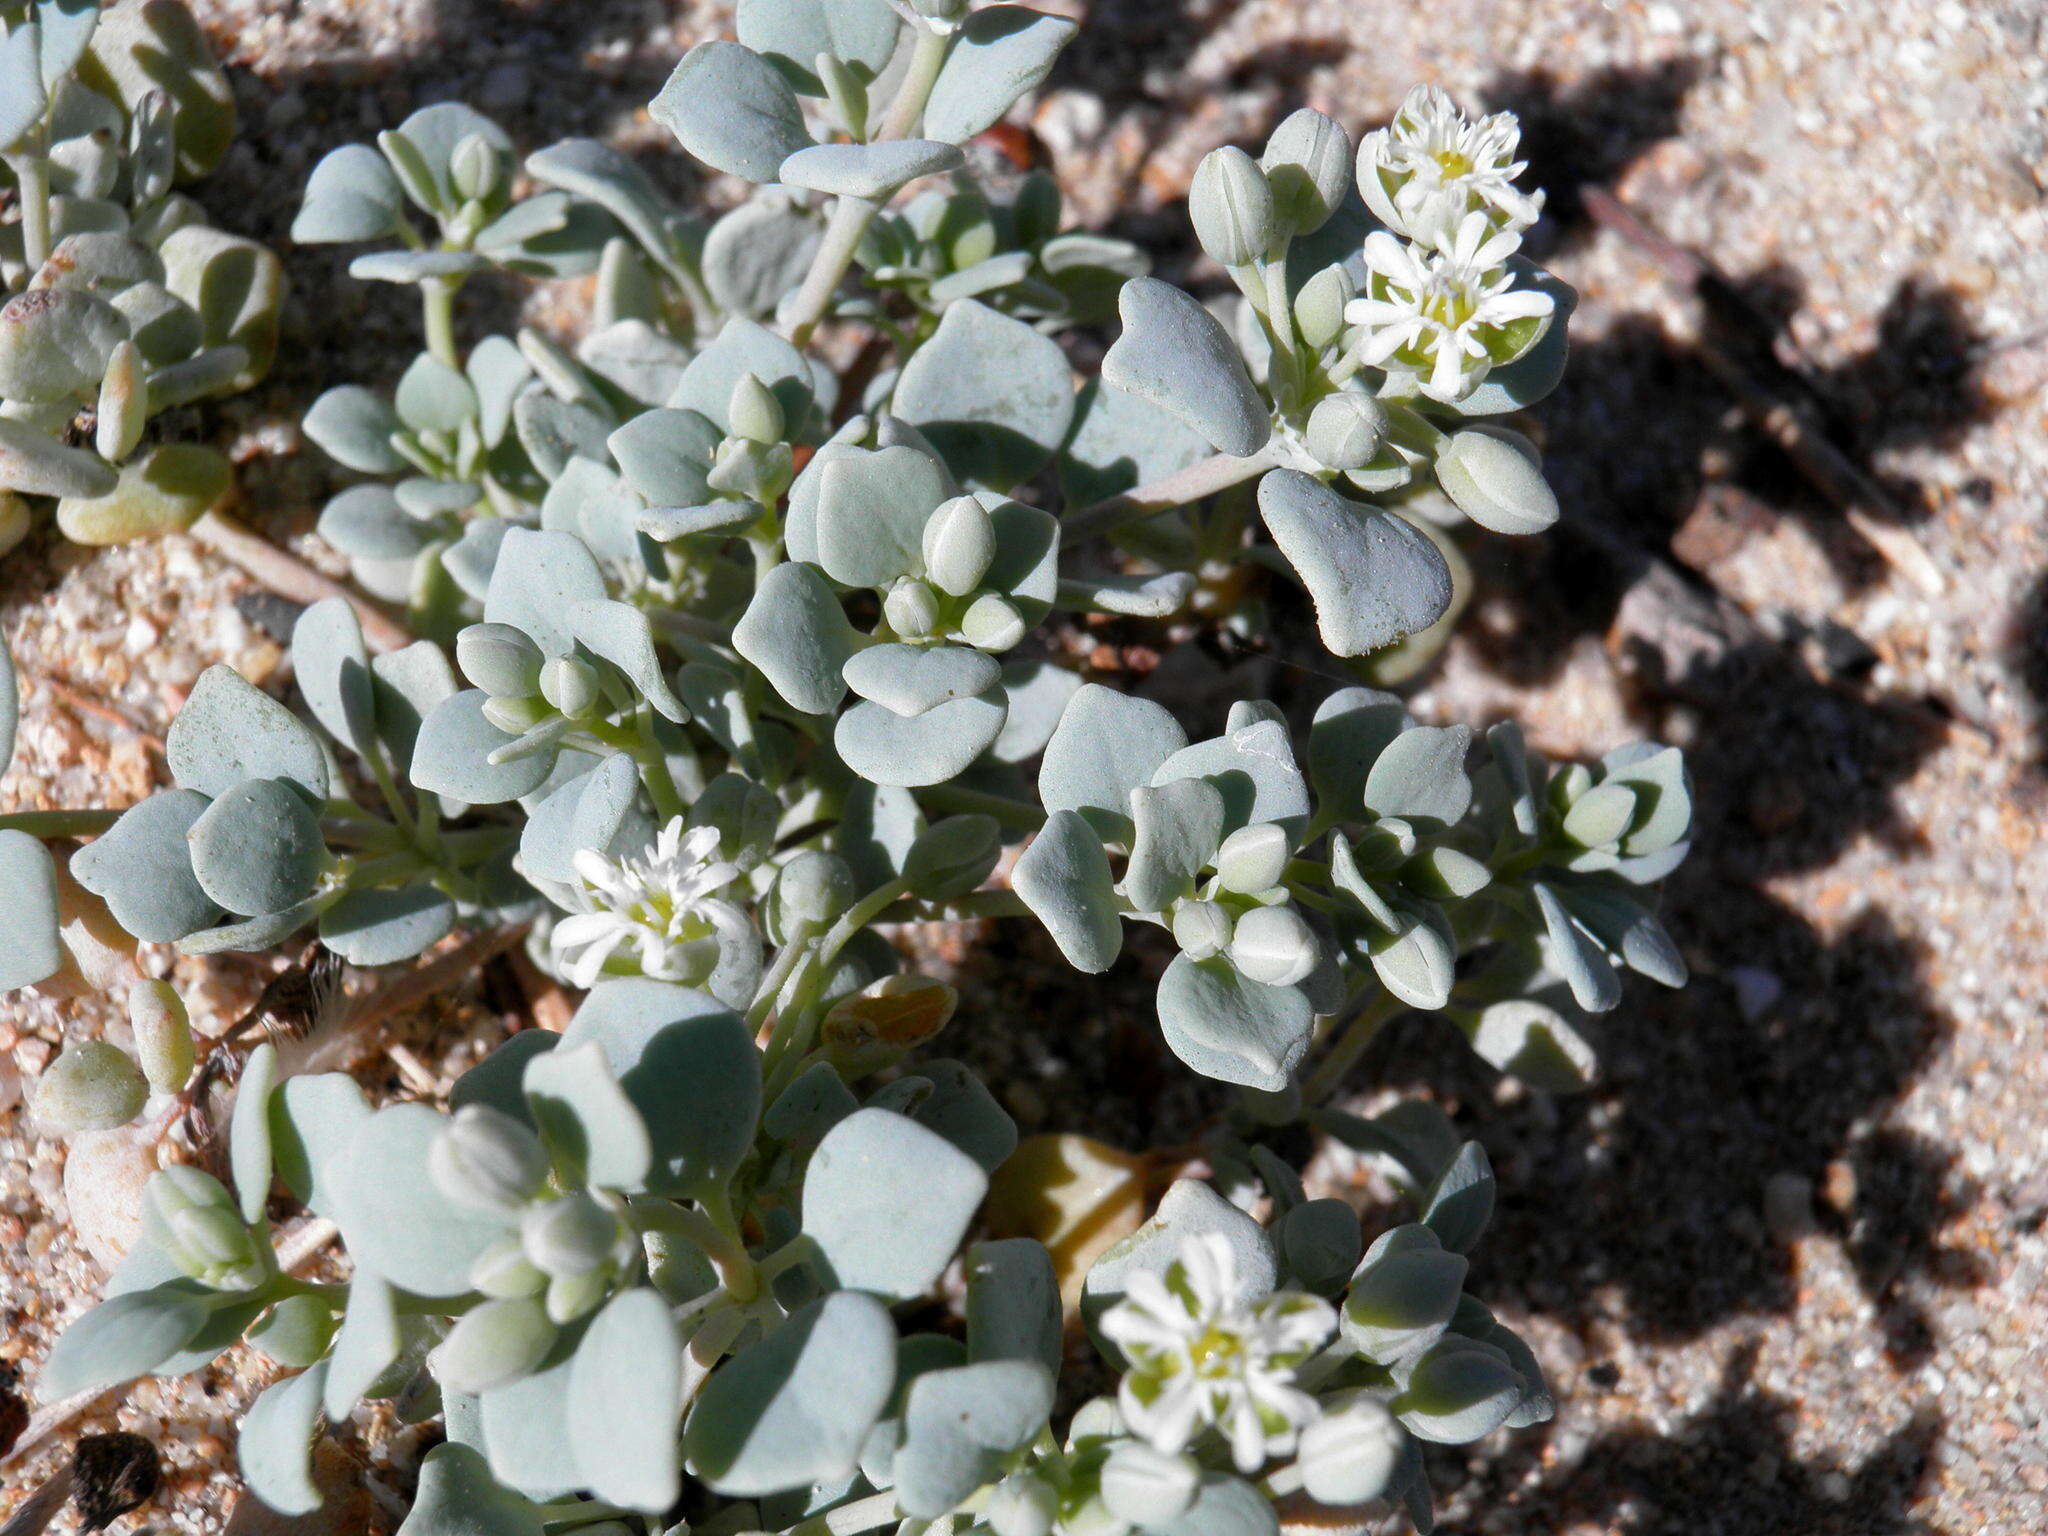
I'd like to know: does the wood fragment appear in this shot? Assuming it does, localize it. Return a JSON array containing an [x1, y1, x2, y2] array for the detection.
[[191, 511, 414, 652]]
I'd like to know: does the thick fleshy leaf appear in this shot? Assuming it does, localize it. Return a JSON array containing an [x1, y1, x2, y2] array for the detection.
[[965, 1239, 1061, 1373], [1155, 953, 1312, 1092], [669, 315, 813, 434], [1152, 711, 1311, 837], [893, 299, 1073, 489], [323, 1269, 402, 1420], [240, 1360, 331, 1517], [1436, 426, 1558, 536], [814, 444, 951, 589], [1038, 683, 1187, 843], [293, 143, 406, 244], [167, 665, 328, 802], [894, 1360, 1056, 1518], [0, 830, 62, 991], [1532, 882, 1622, 1012], [1011, 809, 1123, 973], [1256, 469, 1453, 658], [780, 139, 963, 199], [1101, 277, 1268, 457], [520, 752, 641, 887], [1363, 724, 1473, 826], [397, 1444, 545, 1536], [1059, 370, 1218, 504], [38, 1281, 214, 1398], [1307, 687, 1408, 814], [228, 1042, 280, 1223], [479, 1334, 582, 1502], [923, 5, 1078, 143], [803, 1108, 988, 1300], [484, 527, 608, 659], [525, 138, 680, 272], [843, 643, 1000, 717], [834, 689, 1007, 788], [0, 416, 118, 499], [736, 0, 901, 91], [409, 691, 557, 805], [270, 1074, 371, 1219], [652, 41, 812, 182], [187, 777, 326, 917], [71, 788, 220, 943], [567, 1288, 683, 1513], [568, 598, 689, 723], [0, 287, 126, 403], [608, 406, 719, 507], [1395, 1338, 1526, 1444], [1342, 1224, 1465, 1364], [701, 194, 822, 317], [1123, 778, 1227, 913], [1421, 1141, 1494, 1254], [521, 1039, 653, 1192], [56, 443, 234, 545], [685, 1290, 897, 1496], [332, 1103, 514, 1297], [0, 633, 15, 777], [319, 886, 456, 966], [1081, 1179, 1277, 1349], [291, 598, 377, 757]]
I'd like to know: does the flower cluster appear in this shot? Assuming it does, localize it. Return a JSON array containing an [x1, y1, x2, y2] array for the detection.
[[1348, 84, 1556, 402], [550, 817, 759, 995]]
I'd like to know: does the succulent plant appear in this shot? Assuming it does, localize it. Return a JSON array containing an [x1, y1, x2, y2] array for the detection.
[[0, 6, 1698, 1535], [0, 0, 283, 556]]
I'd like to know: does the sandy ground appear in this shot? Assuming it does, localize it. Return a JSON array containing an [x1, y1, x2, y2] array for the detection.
[[1, 1, 2043, 1533]]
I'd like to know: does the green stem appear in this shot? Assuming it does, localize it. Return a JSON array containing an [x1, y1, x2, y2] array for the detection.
[[1258, 257, 1305, 408], [8, 139, 52, 271], [877, 23, 953, 141], [631, 714, 688, 823], [785, 194, 881, 349], [873, 889, 1030, 924], [0, 808, 120, 838], [759, 875, 914, 1083], [630, 1199, 759, 1303], [789, 1490, 906, 1536], [422, 277, 460, 368], [1063, 445, 1282, 539], [1301, 990, 1407, 1104], [918, 782, 1047, 833]]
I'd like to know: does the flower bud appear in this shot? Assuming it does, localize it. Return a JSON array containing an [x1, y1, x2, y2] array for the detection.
[[432, 1296, 556, 1395], [430, 1105, 549, 1216], [521, 1191, 620, 1279], [450, 132, 507, 203], [885, 577, 942, 638], [457, 622, 544, 698], [960, 592, 1026, 652], [470, 1235, 549, 1298], [128, 980, 195, 1094], [482, 693, 552, 735], [772, 850, 858, 939], [1170, 899, 1234, 961], [1189, 145, 1278, 267], [33, 1041, 148, 1137], [1305, 392, 1389, 472], [904, 814, 1002, 901], [168, 1204, 259, 1273], [1100, 1441, 1201, 1526], [727, 372, 785, 445], [249, 1292, 340, 1368], [921, 495, 998, 597], [1296, 1392, 1403, 1506], [1293, 262, 1355, 351], [1228, 903, 1320, 987], [1261, 108, 1351, 237], [985, 1471, 1059, 1536], [1435, 426, 1559, 536], [1213, 822, 1290, 895], [546, 1266, 613, 1324], [538, 655, 601, 719]]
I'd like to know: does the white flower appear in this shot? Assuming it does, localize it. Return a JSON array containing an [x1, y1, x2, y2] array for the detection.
[[549, 818, 758, 993], [1344, 213, 1556, 403], [1100, 1233, 1336, 1475], [1357, 83, 1544, 248]]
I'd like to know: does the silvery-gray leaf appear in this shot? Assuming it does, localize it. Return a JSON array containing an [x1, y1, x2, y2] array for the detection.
[[479, 1334, 582, 1502], [54, 441, 233, 545], [0, 415, 119, 499], [0, 286, 127, 403], [637, 501, 757, 541], [734, 561, 859, 716], [410, 691, 558, 804], [834, 688, 1007, 787], [334, 1103, 515, 1298], [1364, 895, 1454, 1010], [1279, 1198, 1363, 1294], [1307, 687, 1407, 814], [782, 427, 869, 565], [293, 143, 405, 244], [843, 642, 1000, 716], [1342, 1224, 1464, 1364], [1147, 1475, 1277, 1536], [291, 598, 377, 757], [109, 281, 199, 368], [467, 334, 531, 448], [0, 25, 49, 153], [1155, 953, 1311, 1091], [1362, 723, 1472, 826], [1100, 277, 1269, 458], [567, 1288, 683, 1513], [684, 1291, 897, 1496], [901, 1058, 1017, 1174], [303, 385, 405, 474], [348, 248, 487, 283], [33, 231, 163, 295], [965, 1238, 1061, 1373], [1011, 808, 1122, 973], [670, 315, 813, 435], [814, 444, 950, 588], [484, 527, 607, 658], [989, 656, 1081, 765], [382, 102, 511, 215], [736, 0, 901, 93], [224, 1039, 279, 1220], [0, 635, 16, 778], [1396, 1338, 1525, 1445], [1457, 267, 1575, 416], [323, 1268, 402, 1420], [1435, 426, 1558, 536], [834, 779, 922, 888], [167, 664, 330, 801], [651, 40, 812, 183], [35, 1282, 213, 1400], [1600, 743, 1691, 856], [1421, 1141, 1494, 1254], [514, 390, 614, 481], [1553, 883, 1686, 988], [1037, 682, 1186, 843], [1058, 374, 1215, 512], [538, 456, 639, 568], [187, 777, 326, 917], [1532, 881, 1622, 1013], [320, 886, 457, 966], [523, 1039, 653, 1192], [1152, 713, 1309, 837], [928, 249, 1035, 305], [779, 139, 963, 200], [1123, 777, 1227, 913], [1081, 1178, 1277, 1349], [608, 407, 720, 507], [578, 318, 691, 406], [178, 900, 320, 956], [892, 299, 1073, 489], [559, 981, 762, 1200], [1059, 570, 1196, 619], [239, 1358, 330, 1517], [0, 831, 62, 991], [395, 478, 480, 519], [525, 139, 682, 273], [270, 1074, 371, 1219], [1464, 998, 1596, 1094], [397, 1443, 545, 1536], [370, 640, 459, 774], [894, 1360, 1056, 1518], [1256, 469, 1452, 658], [702, 194, 824, 317], [982, 496, 1059, 615], [452, 1031, 558, 1128], [394, 352, 477, 435], [568, 598, 690, 723], [922, 5, 1078, 143], [804, 1108, 988, 1299], [520, 752, 640, 886]]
